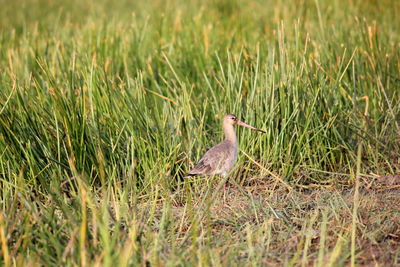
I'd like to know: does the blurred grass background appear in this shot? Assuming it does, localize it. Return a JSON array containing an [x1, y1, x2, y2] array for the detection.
[[0, 0, 399, 265]]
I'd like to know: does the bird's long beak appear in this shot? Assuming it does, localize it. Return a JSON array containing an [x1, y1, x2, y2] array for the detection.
[[236, 120, 266, 133]]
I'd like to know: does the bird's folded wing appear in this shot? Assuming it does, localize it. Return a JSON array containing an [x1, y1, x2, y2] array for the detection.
[[188, 143, 231, 176]]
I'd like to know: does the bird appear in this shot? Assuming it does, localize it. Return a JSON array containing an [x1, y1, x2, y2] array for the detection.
[[187, 114, 265, 178]]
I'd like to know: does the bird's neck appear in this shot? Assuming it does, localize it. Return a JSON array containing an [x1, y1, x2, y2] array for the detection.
[[223, 124, 237, 143]]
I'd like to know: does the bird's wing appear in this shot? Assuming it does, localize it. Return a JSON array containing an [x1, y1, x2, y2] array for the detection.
[[187, 142, 232, 176]]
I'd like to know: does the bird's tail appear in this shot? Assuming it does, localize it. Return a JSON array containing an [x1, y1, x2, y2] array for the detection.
[[185, 172, 199, 178]]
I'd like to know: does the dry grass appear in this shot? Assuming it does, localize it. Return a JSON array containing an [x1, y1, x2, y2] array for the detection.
[[100, 175, 400, 266]]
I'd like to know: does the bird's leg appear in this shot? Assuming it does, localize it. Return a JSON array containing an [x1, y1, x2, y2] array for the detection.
[[222, 172, 228, 201]]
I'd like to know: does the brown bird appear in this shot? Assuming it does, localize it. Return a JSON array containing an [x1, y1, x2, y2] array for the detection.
[[187, 114, 265, 177]]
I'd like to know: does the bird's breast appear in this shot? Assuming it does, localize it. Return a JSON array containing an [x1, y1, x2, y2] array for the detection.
[[227, 143, 238, 170]]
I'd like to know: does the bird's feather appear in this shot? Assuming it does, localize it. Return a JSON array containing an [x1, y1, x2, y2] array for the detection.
[[187, 140, 236, 176]]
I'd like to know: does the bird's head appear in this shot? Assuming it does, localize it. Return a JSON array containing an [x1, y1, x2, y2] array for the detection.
[[223, 114, 265, 133]]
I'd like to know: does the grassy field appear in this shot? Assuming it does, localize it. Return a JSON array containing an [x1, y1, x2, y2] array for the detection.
[[1, 0, 399, 265]]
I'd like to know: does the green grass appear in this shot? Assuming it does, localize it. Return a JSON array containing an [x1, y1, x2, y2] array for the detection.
[[0, 0, 399, 265]]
